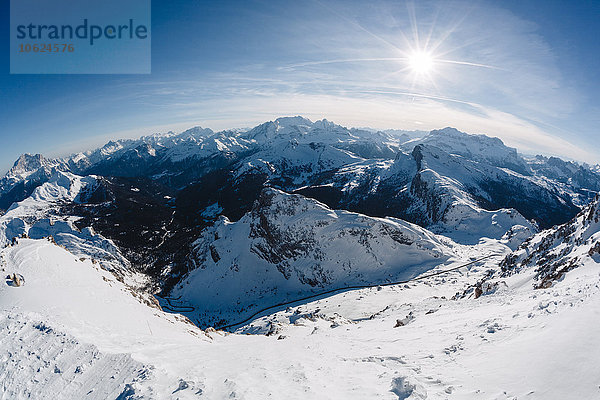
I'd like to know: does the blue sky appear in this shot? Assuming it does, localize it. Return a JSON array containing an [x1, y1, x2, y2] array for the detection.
[[1, 0, 599, 172]]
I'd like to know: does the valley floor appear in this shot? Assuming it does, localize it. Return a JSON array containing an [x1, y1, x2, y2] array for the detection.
[[1, 239, 599, 399]]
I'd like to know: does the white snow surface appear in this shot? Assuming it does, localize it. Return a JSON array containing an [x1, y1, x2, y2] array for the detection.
[[2, 235, 599, 399], [0, 239, 208, 399]]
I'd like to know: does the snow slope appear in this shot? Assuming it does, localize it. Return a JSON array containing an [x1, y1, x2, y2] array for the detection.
[[0, 238, 208, 399], [0, 313, 149, 400], [498, 194, 600, 288], [173, 187, 460, 328]]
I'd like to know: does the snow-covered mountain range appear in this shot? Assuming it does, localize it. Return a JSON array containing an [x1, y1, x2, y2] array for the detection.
[[1, 116, 599, 399]]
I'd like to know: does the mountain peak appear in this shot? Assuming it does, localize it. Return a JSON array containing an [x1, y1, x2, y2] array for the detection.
[[177, 126, 214, 138], [429, 127, 504, 146], [274, 116, 313, 127], [10, 153, 47, 175], [430, 127, 463, 136], [312, 118, 335, 128], [407, 127, 528, 174]]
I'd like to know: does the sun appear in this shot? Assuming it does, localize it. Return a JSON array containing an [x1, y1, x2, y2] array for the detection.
[[408, 51, 434, 74]]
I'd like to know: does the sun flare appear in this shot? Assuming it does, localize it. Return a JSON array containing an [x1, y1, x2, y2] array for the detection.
[[408, 51, 434, 74]]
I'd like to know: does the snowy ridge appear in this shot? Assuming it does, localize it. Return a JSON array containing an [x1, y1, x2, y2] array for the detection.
[[3, 235, 599, 398], [0, 171, 130, 274], [498, 194, 600, 288], [234, 139, 363, 186], [173, 187, 460, 327], [65, 126, 218, 170]]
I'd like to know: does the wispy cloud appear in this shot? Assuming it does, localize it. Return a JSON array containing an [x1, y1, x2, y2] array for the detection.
[[4, 0, 598, 167]]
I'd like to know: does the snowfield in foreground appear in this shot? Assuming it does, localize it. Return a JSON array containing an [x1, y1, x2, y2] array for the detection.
[[1, 237, 599, 399]]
